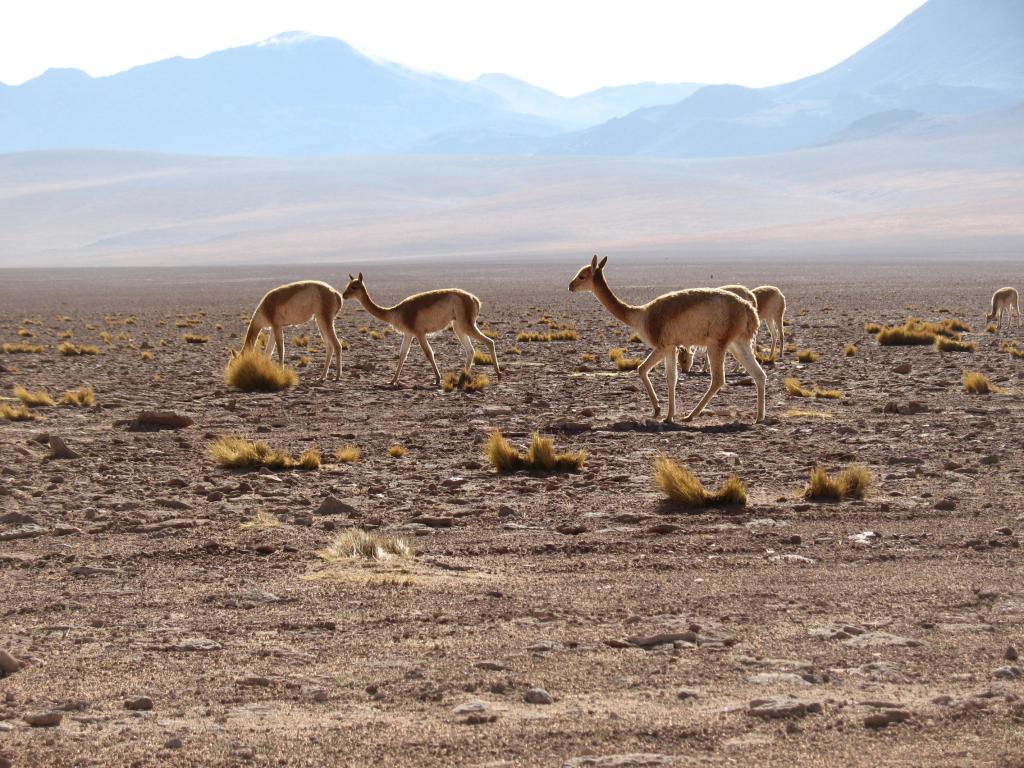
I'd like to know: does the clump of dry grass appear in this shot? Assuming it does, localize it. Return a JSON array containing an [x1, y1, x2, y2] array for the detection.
[[335, 445, 361, 463], [2, 343, 44, 354], [607, 347, 642, 371], [863, 322, 883, 334], [796, 348, 819, 363], [515, 329, 578, 342], [296, 356, 311, 368], [388, 444, 407, 458], [224, 350, 298, 392], [934, 337, 976, 353], [579, 353, 596, 363], [473, 350, 493, 365], [843, 344, 857, 357], [241, 509, 280, 529], [208, 436, 320, 470], [985, 323, 998, 334], [292, 334, 310, 347], [963, 371, 999, 394], [318, 529, 414, 562], [14, 386, 55, 407], [485, 430, 587, 473], [784, 377, 843, 399], [17, 329, 34, 338], [182, 334, 209, 344], [59, 386, 95, 407], [141, 351, 153, 360], [783, 409, 833, 420], [1, 403, 37, 421], [804, 465, 872, 501], [874, 317, 970, 346], [653, 456, 746, 509], [58, 342, 100, 356], [1002, 341, 1024, 359], [442, 370, 490, 392]]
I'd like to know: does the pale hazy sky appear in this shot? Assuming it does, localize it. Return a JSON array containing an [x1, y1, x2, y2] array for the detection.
[[3, 0, 928, 95]]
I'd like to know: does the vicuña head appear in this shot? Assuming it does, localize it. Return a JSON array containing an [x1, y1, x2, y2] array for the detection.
[[568, 255, 607, 293], [343, 273, 365, 300]]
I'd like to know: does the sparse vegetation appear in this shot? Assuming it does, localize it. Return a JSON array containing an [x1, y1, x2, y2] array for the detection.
[[516, 329, 578, 342], [874, 317, 970, 346], [292, 334, 310, 347], [17, 328, 34, 338], [1002, 341, 1024, 359], [579, 353, 596, 363], [784, 377, 843, 399], [2, 343, 44, 354], [843, 344, 857, 357], [963, 371, 999, 394], [473, 350, 493, 365], [335, 445, 361, 463], [14, 386, 55, 407], [485, 430, 587, 473], [224, 350, 298, 392], [59, 386, 95, 407], [58, 342, 100, 356], [985, 323, 998, 334], [318, 529, 414, 562], [1, 403, 37, 421], [182, 334, 209, 344], [241, 509, 280, 529], [653, 456, 746, 509], [442, 370, 490, 392], [796, 348, 819, 363], [141, 351, 153, 360], [783, 409, 833, 420], [296, 356, 311, 367], [934, 337, 976, 353], [388, 444, 407, 458], [608, 347, 642, 370], [804, 465, 872, 501], [208, 436, 321, 470]]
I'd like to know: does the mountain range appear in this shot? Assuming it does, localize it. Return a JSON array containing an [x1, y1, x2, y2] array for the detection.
[[0, 0, 1021, 159]]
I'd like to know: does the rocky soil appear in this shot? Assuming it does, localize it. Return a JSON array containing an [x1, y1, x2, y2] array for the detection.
[[1, 259, 1022, 767]]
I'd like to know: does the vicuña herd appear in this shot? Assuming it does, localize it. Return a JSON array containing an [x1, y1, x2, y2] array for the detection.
[[236, 260, 1019, 425]]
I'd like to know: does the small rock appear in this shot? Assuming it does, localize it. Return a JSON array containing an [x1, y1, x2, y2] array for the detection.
[[237, 676, 272, 686], [24, 710, 63, 727], [893, 362, 912, 374], [314, 496, 360, 516], [863, 709, 911, 728], [749, 672, 810, 686], [124, 696, 153, 711], [676, 689, 700, 701], [164, 737, 184, 749], [124, 411, 194, 430], [453, 698, 497, 724], [48, 436, 80, 460], [934, 498, 957, 511], [749, 695, 821, 719], [843, 631, 920, 648], [563, 755, 673, 767], [848, 531, 880, 545], [524, 687, 554, 705], [993, 666, 1022, 680], [1006, 646, 1019, 662], [0, 649, 25, 676], [474, 661, 507, 671]]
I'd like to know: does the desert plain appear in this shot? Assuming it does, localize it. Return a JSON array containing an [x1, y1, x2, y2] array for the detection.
[[0, 257, 1022, 767]]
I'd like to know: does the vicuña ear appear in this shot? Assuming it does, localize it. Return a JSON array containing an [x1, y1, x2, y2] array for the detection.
[[358, 272, 363, 281], [348, 273, 354, 280], [598, 256, 608, 270], [590, 255, 598, 269]]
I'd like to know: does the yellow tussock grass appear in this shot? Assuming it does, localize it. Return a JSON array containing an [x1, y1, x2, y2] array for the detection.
[[653, 456, 746, 508]]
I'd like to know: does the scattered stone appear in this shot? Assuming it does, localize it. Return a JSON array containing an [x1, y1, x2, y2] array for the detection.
[[768, 554, 815, 564], [624, 632, 697, 648], [314, 496, 360, 516], [524, 687, 553, 704], [23, 710, 63, 727], [563, 755, 673, 768], [453, 698, 497, 724], [1006, 646, 1019, 662], [0, 511, 37, 525], [0, 649, 25, 676], [237, 676, 272, 687], [124, 696, 153, 711], [164, 737, 184, 749], [993, 666, 1022, 680], [474, 661, 507, 671], [848, 531, 880, 546], [843, 631, 920, 648], [121, 411, 194, 430], [556, 524, 587, 535], [893, 362, 912, 374], [676, 689, 700, 701], [749, 672, 810, 686], [934, 498, 957, 511], [47, 436, 80, 460], [154, 498, 191, 510], [164, 638, 221, 652], [0, 524, 48, 541], [749, 695, 822, 719], [648, 523, 679, 535], [863, 709, 911, 728], [527, 641, 555, 653], [412, 515, 455, 528]]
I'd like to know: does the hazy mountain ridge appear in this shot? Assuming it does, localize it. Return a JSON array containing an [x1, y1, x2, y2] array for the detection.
[[544, 0, 1024, 157]]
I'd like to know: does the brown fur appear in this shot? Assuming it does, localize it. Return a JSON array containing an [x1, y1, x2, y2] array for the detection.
[[240, 280, 344, 382], [683, 284, 759, 372], [752, 285, 787, 359], [342, 274, 499, 386], [986, 286, 1020, 329], [569, 256, 766, 423]]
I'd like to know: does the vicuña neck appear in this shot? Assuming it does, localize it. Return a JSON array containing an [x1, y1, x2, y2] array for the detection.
[[593, 272, 639, 328], [356, 289, 393, 324]]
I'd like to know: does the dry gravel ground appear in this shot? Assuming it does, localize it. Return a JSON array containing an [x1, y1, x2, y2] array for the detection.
[[1, 259, 1022, 767]]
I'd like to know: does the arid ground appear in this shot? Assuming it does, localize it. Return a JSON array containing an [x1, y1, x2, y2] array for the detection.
[[1, 258, 1022, 767]]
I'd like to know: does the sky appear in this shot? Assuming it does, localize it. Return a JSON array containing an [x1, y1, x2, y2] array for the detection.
[[2, 0, 928, 95]]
